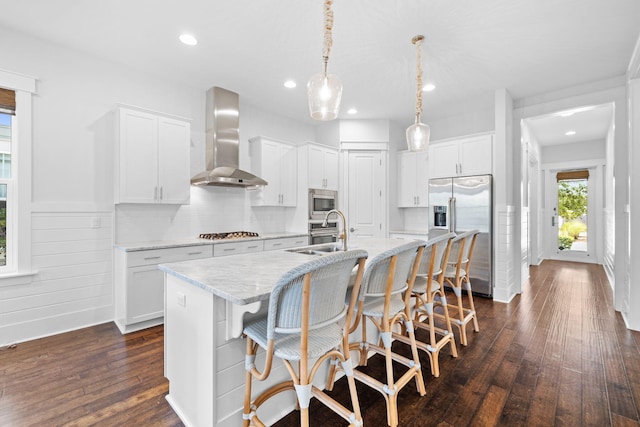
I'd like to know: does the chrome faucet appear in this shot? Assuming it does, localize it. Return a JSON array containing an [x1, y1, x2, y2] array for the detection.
[[322, 209, 348, 251]]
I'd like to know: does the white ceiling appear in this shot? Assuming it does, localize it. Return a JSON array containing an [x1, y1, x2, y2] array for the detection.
[[525, 103, 615, 146], [0, 0, 639, 135]]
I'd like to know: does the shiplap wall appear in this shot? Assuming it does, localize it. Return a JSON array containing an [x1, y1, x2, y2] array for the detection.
[[0, 210, 113, 346]]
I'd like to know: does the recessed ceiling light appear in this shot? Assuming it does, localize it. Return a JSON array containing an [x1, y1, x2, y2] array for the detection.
[[347, 108, 358, 115], [565, 130, 576, 136], [179, 34, 198, 46], [422, 83, 436, 92], [284, 80, 297, 89]]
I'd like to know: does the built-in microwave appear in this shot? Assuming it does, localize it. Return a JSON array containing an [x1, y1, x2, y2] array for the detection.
[[309, 188, 337, 220]]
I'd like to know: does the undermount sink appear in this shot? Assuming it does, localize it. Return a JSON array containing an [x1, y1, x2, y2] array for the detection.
[[286, 243, 343, 255]]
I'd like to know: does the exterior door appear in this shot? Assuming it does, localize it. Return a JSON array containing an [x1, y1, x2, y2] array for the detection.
[[347, 150, 386, 243], [550, 169, 595, 262]]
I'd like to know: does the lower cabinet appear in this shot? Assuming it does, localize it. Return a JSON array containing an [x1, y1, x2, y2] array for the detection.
[[114, 235, 308, 334], [114, 245, 213, 334], [263, 236, 309, 250]]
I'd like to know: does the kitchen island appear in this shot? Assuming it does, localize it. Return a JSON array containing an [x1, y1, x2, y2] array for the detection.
[[159, 238, 419, 427]]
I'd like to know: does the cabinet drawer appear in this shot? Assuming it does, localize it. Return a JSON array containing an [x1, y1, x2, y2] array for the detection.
[[214, 240, 264, 257], [264, 236, 308, 251], [127, 245, 213, 267]]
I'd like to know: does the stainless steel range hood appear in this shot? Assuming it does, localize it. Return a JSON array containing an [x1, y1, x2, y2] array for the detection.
[[190, 87, 267, 187]]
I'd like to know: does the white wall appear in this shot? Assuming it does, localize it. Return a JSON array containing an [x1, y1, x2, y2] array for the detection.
[[0, 26, 315, 345], [540, 139, 606, 164]]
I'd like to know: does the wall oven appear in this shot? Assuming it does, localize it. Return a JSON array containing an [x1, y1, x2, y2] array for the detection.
[[309, 189, 337, 220], [308, 221, 338, 245]]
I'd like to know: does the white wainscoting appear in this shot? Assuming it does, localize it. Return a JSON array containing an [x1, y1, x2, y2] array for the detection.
[[603, 208, 615, 292], [0, 210, 114, 346], [493, 206, 516, 303]]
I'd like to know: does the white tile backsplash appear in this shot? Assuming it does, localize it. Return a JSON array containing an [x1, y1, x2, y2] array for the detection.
[[115, 186, 292, 243]]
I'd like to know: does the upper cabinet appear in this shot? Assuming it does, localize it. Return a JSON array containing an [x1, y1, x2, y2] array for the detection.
[[307, 143, 339, 191], [429, 134, 493, 179], [249, 136, 297, 207], [397, 150, 429, 207], [115, 106, 191, 204]]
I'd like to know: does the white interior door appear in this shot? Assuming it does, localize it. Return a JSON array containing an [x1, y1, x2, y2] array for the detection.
[[346, 150, 385, 243]]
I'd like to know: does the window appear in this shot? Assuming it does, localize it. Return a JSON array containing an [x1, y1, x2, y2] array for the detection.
[[0, 70, 35, 279], [0, 91, 15, 269]]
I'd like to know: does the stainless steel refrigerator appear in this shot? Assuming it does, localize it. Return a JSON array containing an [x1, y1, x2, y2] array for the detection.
[[428, 175, 493, 297]]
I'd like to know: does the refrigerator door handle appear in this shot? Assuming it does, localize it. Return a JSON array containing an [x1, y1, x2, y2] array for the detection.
[[449, 197, 456, 232]]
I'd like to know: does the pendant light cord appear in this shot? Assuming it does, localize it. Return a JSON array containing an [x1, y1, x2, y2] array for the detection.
[[322, 0, 335, 73], [412, 35, 424, 121]]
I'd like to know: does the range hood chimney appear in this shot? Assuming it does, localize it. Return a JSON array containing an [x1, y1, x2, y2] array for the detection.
[[190, 87, 267, 187]]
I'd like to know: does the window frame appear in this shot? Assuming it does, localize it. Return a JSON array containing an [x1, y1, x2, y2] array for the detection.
[[0, 70, 36, 283]]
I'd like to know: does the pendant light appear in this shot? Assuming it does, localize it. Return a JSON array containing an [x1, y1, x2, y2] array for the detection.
[[406, 35, 430, 151], [307, 0, 342, 121]]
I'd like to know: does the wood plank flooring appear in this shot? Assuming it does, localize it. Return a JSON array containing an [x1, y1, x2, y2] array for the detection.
[[2, 260, 639, 426]]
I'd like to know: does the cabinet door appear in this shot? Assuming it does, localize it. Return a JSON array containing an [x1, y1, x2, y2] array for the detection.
[[118, 108, 158, 203], [308, 145, 326, 189], [158, 117, 191, 204], [415, 150, 429, 206], [126, 265, 165, 324], [459, 135, 492, 176], [397, 152, 416, 207], [279, 143, 297, 206], [259, 140, 283, 205], [429, 141, 458, 179], [323, 149, 339, 191]]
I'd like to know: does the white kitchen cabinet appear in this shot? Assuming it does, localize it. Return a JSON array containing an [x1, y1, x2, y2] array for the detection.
[[263, 235, 309, 250], [307, 143, 339, 191], [114, 244, 213, 334], [429, 134, 492, 179], [249, 136, 297, 206], [213, 240, 264, 257], [115, 105, 191, 204], [397, 150, 429, 207]]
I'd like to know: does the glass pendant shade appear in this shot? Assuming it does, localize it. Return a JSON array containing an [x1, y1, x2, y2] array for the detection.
[[307, 72, 343, 121], [406, 118, 431, 151]]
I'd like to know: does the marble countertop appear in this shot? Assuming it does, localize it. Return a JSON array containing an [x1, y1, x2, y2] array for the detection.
[[114, 232, 308, 252], [159, 238, 411, 306]]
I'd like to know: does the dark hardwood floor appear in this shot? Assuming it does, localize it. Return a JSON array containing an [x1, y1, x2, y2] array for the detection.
[[2, 260, 640, 426]]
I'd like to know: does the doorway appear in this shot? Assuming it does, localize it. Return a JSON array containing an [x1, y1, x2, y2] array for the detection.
[[552, 170, 593, 261]]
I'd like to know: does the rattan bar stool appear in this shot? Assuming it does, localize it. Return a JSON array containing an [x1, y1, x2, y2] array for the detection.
[[405, 232, 458, 377], [328, 240, 426, 427], [444, 229, 480, 346], [242, 249, 368, 427]]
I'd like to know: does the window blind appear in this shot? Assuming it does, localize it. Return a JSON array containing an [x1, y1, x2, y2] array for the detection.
[[556, 170, 589, 181], [0, 88, 16, 115]]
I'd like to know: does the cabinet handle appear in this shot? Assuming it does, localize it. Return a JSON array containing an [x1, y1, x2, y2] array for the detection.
[[248, 245, 260, 249], [144, 256, 161, 260], [154, 186, 158, 200], [223, 248, 236, 252], [188, 251, 203, 255], [160, 187, 163, 200], [417, 196, 420, 205], [272, 243, 282, 247]]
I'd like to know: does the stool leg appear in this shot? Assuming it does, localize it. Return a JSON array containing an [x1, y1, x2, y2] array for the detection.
[[243, 338, 255, 427], [465, 278, 480, 332]]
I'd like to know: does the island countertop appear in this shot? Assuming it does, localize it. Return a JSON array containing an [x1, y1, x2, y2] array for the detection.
[[158, 238, 418, 306]]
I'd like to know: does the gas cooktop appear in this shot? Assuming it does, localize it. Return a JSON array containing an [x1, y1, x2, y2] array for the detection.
[[199, 231, 259, 240]]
